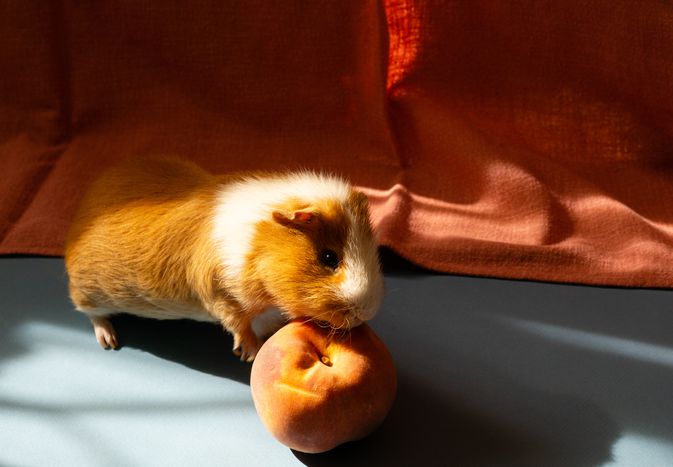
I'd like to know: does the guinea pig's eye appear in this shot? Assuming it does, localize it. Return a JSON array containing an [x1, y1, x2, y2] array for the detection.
[[319, 249, 340, 270]]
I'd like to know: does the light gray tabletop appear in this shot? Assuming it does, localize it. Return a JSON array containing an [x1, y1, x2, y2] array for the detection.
[[1, 254, 672, 466]]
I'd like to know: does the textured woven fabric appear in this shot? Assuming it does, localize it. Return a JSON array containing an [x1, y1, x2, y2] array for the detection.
[[2, 1, 673, 287]]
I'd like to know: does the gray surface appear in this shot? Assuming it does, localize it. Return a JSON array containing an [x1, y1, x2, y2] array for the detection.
[[1, 254, 673, 466]]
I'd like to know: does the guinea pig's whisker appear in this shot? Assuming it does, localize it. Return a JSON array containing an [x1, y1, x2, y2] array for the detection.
[[295, 305, 357, 341], [299, 308, 331, 327], [299, 316, 317, 327], [312, 312, 333, 325], [328, 316, 342, 340]]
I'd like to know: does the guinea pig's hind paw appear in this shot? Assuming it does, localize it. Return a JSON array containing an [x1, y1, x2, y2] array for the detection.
[[91, 317, 119, 350]]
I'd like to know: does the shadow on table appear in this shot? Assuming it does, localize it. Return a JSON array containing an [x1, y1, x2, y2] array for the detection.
[[293, 373, 620, 467], [105, 314, 620, 466], [95, 302, 621, 467], [112, 314, 252, 385]]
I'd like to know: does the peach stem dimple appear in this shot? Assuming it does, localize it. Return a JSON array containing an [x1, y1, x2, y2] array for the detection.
[[320, 355, 333, 367]]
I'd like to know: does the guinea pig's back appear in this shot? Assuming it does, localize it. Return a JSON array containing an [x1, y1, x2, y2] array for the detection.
[[65, 157, 220, 312]]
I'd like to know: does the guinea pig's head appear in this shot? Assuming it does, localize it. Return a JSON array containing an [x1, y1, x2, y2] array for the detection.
[[250, 188, 384, 330]]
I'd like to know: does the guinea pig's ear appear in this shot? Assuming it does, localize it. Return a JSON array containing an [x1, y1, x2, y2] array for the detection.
[[272, 207, 319, 228], [349, 190, 371, 218]]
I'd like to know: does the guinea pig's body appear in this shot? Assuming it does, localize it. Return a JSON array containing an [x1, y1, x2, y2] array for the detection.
[[65, 157, 384, 361]]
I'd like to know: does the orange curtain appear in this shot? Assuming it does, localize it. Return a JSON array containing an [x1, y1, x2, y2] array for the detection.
[[2, 1, 673, 287], [377, 0, 673, 286]]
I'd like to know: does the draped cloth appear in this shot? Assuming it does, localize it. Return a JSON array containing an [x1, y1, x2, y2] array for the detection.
[[2, 1, 673, 287]]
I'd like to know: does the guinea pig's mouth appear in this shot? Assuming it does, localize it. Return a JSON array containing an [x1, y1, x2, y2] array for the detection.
[[327, 312, 364, 330], [303, 312, 363, 333], [288, 303, 367, 332]]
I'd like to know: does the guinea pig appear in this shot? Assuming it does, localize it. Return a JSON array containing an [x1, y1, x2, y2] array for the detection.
[[64, 156, 384, 361]]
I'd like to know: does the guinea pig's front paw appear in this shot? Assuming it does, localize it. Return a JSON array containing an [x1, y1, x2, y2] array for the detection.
[[233, 330, 261, 363]]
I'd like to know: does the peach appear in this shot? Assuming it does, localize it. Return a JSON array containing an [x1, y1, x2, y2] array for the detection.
[[250, 320, 397, 453]]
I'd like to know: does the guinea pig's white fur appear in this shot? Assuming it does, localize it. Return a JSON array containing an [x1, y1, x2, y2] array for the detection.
[[65, 156, 384, 361]]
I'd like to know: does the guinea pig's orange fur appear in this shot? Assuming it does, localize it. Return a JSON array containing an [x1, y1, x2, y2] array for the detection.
[[245, 198, 348, 318], [66, 158, 221, 314], [65, 156, 384, 361]]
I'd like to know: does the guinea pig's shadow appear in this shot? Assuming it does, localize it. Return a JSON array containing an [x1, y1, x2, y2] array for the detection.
[[293, 374, 619, 467], [110, 314, 251, 384], [109, 313, 618, 467]]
